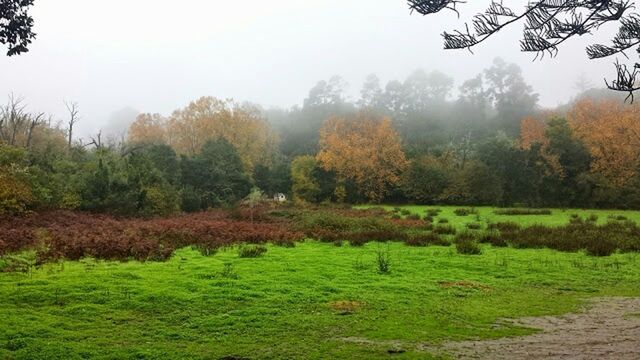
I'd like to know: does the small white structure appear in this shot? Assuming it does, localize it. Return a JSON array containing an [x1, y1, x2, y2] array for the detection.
[[273, 193, 287, 202]]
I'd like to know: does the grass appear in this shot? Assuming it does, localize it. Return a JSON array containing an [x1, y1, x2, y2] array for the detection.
[[372, 205, 640, 229], [1, 240, 640, 359]]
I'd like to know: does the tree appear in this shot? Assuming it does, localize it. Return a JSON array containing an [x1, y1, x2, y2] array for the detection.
[[128, 113, 167, 145], [0, 95, 45, 148], [484, 59, 539, 136], [0, 144, 33, 214], [407, 0, 640, 101], [0, 0, 36, 56], [65, 101, 80, 149], [290, 155, 320, 203], [359, 74, 384, 109], [180, 138, 252, 210], [165, 97, 277, 172], [568, 98, 640, 185], [317, 112, 408, 202], [440, 160, 503, 205], [402, 155, 452, 204], [303, 76, 348, 108], [539, 116, 592, 205]]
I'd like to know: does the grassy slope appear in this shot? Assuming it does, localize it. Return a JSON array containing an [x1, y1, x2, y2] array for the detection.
[[1, 238, 640, 359]]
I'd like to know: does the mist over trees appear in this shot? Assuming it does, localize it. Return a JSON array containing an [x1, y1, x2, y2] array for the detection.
[[2, 57, 640, 216]]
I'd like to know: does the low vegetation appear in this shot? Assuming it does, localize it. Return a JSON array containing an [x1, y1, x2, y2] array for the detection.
[[1, 240, 639, 359], [494, 208, 552, 216]]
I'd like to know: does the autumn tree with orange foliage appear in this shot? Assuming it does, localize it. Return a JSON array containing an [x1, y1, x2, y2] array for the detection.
[[568, 98, 640, 185], [317, 112, 407, 202], [128, 113, 167, 145], [518, 113, 567, 178], [128, 97, 278, 173]]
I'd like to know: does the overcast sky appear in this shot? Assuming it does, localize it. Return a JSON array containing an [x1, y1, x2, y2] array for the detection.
[[0, 0, 619, 138]]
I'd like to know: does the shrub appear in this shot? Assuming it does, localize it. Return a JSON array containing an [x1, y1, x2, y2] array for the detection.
[[238, 244, 267, 258], [433, 224, 456, 235], [494, 208, 551, 215], [587, 214, 599, 223], [608, 214, 628, 221], [585, 238, 617, 257], [376, 247, 391, 274], [405, 233, 449, 247], [454, 208, 477, 216], [455, 233, 482, 255], [438, 218, 449, 224], [466, 223, 482, 230], [487, 221, 521, 233], [406, 214, 421, 220], [478, 231, 507, 247], [219, 263, 239, 279], [346, 230, 408, 245], [0, 210, 304, 262], [426, 208, 441, 217]]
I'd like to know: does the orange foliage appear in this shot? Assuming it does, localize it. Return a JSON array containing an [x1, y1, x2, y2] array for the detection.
[[518, 116, 547, 150], [568, 98, 640, 185], [128, 113, 167, 145], [317, 112, 407, 202], [127, 97, 278, 172]]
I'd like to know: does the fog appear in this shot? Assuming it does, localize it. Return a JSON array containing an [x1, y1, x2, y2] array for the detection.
[[0, 0, 618, 138]]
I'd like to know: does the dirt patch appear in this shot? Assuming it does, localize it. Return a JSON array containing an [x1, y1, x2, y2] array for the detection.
[[422, 297, 640, 359]]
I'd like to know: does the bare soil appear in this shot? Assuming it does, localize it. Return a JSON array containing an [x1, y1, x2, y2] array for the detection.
[[423, 297, 640, 359]]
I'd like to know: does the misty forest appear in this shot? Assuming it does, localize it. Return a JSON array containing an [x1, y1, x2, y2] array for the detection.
[[2, 1, 640, 359]]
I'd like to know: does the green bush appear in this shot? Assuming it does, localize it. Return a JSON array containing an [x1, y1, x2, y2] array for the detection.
[[433, 224, 456, 235], [454, 208, 477, 216], [405, 233, 449, 247], [238, 245, 268, 258], [455, 232, 482, 255], [494, 208, 551, 215]]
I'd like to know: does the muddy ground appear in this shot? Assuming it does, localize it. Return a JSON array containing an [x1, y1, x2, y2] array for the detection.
[[340, 297, 640, 359], [423, 297, 640, 359]]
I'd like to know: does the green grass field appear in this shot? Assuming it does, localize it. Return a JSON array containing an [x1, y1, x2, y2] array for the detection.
[[369, 205, 640, 228], [1, 206, 640, 359]]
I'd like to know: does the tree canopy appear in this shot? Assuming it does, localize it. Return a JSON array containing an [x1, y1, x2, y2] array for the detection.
[[0, 0, 36, 56]]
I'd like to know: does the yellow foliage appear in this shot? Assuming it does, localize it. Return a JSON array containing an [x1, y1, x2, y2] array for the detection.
[[568, 98, 640, 185], [317, 112, 407, 202], [0, 173, 33, 215], [128, 97, 278, 172]]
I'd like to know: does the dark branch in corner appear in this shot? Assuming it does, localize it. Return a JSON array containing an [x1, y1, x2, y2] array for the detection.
[[407, 0, 640, 101]]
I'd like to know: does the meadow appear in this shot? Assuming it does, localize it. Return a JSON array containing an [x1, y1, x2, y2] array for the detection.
[[1, 206, 640, 359]]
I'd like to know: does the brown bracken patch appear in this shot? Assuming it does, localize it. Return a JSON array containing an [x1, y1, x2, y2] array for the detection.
[[329, 300, 363, 315]]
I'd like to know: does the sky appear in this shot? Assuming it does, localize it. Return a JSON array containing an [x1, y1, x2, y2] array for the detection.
[[0, 0, 621, 138]]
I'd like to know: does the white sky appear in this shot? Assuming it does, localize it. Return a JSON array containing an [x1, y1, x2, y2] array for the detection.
[[0, 0, 620, 137]]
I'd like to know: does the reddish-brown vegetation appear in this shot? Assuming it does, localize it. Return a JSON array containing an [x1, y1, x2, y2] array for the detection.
[[0, 210, 304, 262]]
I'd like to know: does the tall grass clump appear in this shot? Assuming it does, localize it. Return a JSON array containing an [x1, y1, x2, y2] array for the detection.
[[376, 246, 391, 274], [238, 244, 268, 258], [454, 208, 477, 216], [405, 233, 450, 247], [494, 208, 551, 215], [454, 232, 482, 255]]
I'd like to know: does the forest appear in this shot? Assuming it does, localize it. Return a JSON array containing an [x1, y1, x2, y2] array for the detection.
[[2, 58, 639, 218]]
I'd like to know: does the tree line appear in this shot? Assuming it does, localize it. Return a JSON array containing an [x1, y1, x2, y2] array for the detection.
[[1, 58, 639, 216]]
